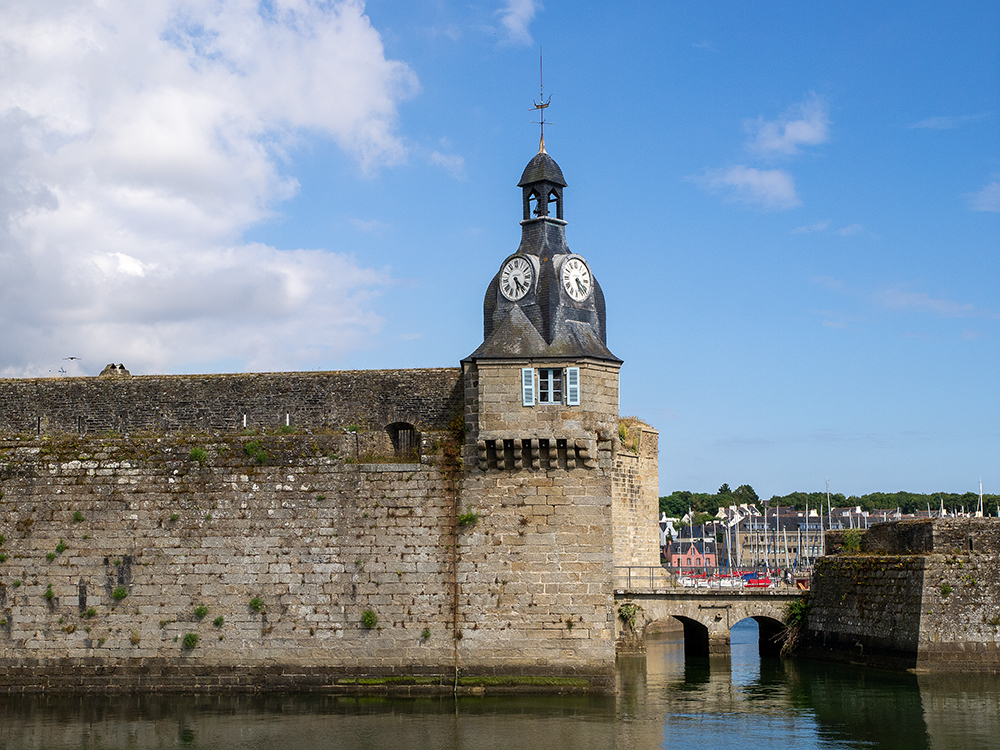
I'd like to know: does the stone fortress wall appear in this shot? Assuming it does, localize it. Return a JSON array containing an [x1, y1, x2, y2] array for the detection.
[[0, 365, 659, 693], [0, 434, 459, 692], [805, 519, 1000, 671], [611, 423, 660, 571]]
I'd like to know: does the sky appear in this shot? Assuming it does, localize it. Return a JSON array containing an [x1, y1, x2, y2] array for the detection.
[[0, 1, 997, 500]]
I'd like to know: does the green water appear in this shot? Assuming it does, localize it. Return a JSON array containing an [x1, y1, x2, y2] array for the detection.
[[1, 621, 998, 749]]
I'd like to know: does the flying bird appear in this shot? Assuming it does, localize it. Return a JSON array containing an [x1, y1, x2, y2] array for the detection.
[[63, 357, 81, 361]]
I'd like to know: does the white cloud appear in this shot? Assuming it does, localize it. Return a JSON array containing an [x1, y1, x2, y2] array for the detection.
[[429, 151, 467, 180], [813, 279, 997, 328], [968, 181, 1000, 212], [697, 94, 829, 211], [0, 0, 416, 376], [872, 287, 979, 318], [791, 220, 831, 234], [93, 252, 152, 277], [745, 94, 830, 156], [694, 166, 800, 210], [350, 218, 387, 234], [792, 222, 866, 236], [908, 113, 988, 130], [497, 0, 541, 46]]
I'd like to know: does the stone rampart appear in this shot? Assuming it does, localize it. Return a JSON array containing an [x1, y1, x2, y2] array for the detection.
[[0, 430, 614, 693], [611, 425, 660, 568], [0, 369, 463, 436], [805, 519, 1000, 671]]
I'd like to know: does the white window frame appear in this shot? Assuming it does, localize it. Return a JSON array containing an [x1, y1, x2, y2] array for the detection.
[[522, 366, 581, 407], [537, 368, 563, 404]]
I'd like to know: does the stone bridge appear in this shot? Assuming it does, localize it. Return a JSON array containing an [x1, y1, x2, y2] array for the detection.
[[613, 588, 804, 657]]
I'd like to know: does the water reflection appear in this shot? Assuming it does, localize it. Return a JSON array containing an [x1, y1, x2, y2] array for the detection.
[[1, 620, 996, 750], [0, 693, 617, 750], [632, 618, 933, 750], [917, 672, 1000, 750]]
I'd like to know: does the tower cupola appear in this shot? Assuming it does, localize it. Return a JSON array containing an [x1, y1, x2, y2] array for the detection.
[[519, 149, 567, 220], [465, 147, 618, 364]]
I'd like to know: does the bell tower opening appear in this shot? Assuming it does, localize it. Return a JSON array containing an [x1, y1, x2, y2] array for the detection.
[[528, 189, 545, 218], [523, 185, 564, 221], [549, 189, 562, 219]]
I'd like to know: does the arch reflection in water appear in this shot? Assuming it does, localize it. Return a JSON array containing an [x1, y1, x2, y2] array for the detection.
[[636, 619, 937, 749]]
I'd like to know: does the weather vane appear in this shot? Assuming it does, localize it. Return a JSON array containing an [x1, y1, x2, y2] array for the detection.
[[529, 49, 551, 153]]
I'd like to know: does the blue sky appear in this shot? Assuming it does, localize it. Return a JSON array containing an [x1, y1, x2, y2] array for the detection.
[[1, 1, 997, 499]]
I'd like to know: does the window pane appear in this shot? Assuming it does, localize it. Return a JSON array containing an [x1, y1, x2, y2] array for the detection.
[[537, 368, 563, 404]]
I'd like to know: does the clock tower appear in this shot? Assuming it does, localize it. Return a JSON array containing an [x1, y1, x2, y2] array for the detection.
[[463, 143, 622, 464], [455, 141, 637, 684], [469, 146, 618, 363]]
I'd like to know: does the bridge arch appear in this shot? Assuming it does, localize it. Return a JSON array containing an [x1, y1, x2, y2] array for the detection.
[[749, 615, 784, 658], [616, 590, 800, 658]]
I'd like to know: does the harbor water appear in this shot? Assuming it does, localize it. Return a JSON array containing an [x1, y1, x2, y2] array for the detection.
[[2, 620, 998, 750]]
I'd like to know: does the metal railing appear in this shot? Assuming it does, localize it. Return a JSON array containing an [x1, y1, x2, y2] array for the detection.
[[615, 565, 810, 591], [614, 566, 677, 590]]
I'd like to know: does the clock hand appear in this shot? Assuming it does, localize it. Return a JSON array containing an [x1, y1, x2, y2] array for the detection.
[[576, 278, 586, 293]]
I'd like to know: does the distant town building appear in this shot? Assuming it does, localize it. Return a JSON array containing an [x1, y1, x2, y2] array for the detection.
[[660, 502, 974, 574], [666, 537, 717, 569]]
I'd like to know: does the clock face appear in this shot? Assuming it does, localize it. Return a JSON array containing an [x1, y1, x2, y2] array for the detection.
[[500, 256, 534, 301], [561, 257, 592, 301]]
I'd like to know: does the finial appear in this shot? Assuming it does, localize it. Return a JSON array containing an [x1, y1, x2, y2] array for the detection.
[[530, 48, 551, 153]]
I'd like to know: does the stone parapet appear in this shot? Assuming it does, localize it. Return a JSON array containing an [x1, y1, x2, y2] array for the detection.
[[0, 368, 463, 436]]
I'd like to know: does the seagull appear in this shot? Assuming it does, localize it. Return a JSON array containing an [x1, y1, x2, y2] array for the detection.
[[63, 356, 81, 361]]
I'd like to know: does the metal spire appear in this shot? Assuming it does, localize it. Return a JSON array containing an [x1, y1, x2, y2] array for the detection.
[[530, 49, 551, 153]]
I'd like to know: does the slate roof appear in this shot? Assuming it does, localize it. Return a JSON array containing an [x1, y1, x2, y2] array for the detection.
[[466, 149, 618, 364], [518, 151, 567, 187], [466, 305, 619, 362]]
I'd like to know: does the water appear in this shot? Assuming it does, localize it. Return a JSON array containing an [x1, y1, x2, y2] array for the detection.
[[2, 620, 998, 750]]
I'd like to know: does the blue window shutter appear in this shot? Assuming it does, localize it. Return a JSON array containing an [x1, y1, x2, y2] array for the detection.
[[521, 368, 535, 406], [566, 367, 580, 405]]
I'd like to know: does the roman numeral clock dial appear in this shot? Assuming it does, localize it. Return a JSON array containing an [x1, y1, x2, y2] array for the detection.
[[561, 257, 592, 301], [500, 256, 534, 301]]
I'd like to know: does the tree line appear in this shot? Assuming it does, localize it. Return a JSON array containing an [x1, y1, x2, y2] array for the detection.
[[661, 485, 1000, 519]]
